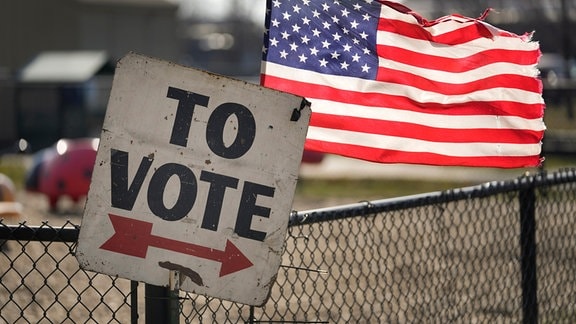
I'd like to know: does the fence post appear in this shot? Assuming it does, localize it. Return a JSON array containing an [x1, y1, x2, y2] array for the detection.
[[519, 184, 538, 324], [169, 270, 180, 324], [131, 281, 139, 324], [145, 284, 170, 324]]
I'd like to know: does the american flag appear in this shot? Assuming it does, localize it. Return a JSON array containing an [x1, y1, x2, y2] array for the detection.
[[260, 0, 545, 168]]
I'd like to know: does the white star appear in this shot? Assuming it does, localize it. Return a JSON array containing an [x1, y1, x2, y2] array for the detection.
[[301, 35, 310, 44], [302, 16, 311, 25], [331, 16, 340, 24], [342, 27, 350, 35], [353, 38, 360, 45], [271, 19, 280, 27], [282, 11, 291, 20], [319, 58, 328, 67], [362, 47, 371, 55], [272, 0, 281, 8], [289, 42, 299, 51], [303, 0, 311, 5], [364, 0, 373, 4], [350, 20, 359, 29], [281, 30, 290, 39], [351, 53, 361, 62], [310, 47, 319, 56], [322, 21, 331, 29], [262, 45, 267, 53], [359, 31, 368, 39], [342, 43, 352, 52], [341, 8, 350, 17], [298, 53, 308, 62], [292, 24, 301, 33], [312, 28, 321, 37], [293, 4, 301, 13], [353, 3, 362, 10], [270, 37, 279, 47], [332, 32, 342, 41], [312, 9, 321, 18], [340, 61, 349, 70], [363, 13, 371, 21], [322, 3, 330, 11], [331, 51, 341, 59], [361, 63, 371, 72], [322, 40, 331, 48], [280, 50, 288, 59]]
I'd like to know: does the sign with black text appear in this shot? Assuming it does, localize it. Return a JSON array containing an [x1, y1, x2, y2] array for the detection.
[[76, 53, 310, 306]]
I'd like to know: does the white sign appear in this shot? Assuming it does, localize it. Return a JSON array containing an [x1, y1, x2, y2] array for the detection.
[[76, 53, 310, 306]]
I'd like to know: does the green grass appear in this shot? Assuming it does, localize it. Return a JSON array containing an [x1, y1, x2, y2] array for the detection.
[[296, 178, 475, 200], [544, 104, 576, 130], [0, 157, 26, 189]]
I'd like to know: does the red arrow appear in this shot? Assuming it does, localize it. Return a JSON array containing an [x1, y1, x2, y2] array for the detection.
[[100, 214, 253, 277]]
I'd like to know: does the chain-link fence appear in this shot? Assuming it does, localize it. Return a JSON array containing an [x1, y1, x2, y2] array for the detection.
[[1, 168, 576, 323]]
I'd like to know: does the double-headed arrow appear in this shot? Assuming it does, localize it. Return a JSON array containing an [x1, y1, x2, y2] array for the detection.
[[100, 214, 253, 277]]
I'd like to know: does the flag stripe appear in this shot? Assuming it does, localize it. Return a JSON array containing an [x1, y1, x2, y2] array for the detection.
[[377, 26, 540, 58], [261, 66, 544, 119], [377, 44, 540, 74], [310, 113, 544, 144], [379, 59, 539, 85], [306, 127, 541, 157], [306, 99, 545, 132], [378, 2, 529, 40], [305, 139, 540, 168], [377, 11, 525, 46], [377, 67, 541, 95]]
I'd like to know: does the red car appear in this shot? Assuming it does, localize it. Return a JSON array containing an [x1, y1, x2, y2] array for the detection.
[[26, 138, 99, 210]]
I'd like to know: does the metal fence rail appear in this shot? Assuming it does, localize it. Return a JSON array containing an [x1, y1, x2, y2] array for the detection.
[[1, 168, 576, 323]]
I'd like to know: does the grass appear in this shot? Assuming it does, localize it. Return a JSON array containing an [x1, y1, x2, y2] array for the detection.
[[0, 155, 27, 189], [544, 104, 576, 130], [295, 178, 474, 201]]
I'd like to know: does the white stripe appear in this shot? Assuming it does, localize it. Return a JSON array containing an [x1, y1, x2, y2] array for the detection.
[[262, 62, 544, 105], [379, 5, 479, 35], [310, 99, 546, 131], [307, 126, 542, 157], [378, 58, 540, 84], [376, 30, 539, 60], [379, 5, 535, 44]]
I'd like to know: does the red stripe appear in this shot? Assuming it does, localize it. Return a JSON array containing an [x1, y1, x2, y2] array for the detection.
[[376, 45, 541, 73], [304, 139, 542, 168], [376, 67, 542, 95], [261, 75, 544, 119], [378, 17, 495, 45], [310, 113, 544, 144]]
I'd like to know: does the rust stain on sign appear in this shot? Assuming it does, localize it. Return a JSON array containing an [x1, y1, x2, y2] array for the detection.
[[159, 261, 204, 286]]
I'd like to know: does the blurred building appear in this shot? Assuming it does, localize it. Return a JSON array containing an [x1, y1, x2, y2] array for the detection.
[[0, 0, 180, 150]]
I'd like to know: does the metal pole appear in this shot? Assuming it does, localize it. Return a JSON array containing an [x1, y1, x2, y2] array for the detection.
[[169, 270, 180, 324], [130, 281, 139, 324], [145, 284, 170, 324], [249, 306, 255, 324], [519, 185, 538, 324]]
